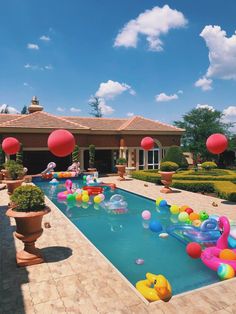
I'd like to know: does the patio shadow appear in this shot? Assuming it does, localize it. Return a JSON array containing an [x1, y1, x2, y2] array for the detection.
[[221, 200, 236, 205], [41, 246, 72, 263]]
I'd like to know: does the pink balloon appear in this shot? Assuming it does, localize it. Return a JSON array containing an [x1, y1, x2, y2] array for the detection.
[[142, 210, 151, 220], [48, 129, 75, 157], [98, 193, 105, 201], [141, 137, 154, 151], [206, 133, 228, 154], [2, 137, 20, 155]]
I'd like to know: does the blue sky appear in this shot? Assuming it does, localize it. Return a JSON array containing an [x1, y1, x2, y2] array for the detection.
[[0, 0, 235, 131]]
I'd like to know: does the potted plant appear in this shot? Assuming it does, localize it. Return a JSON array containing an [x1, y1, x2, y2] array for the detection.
[[88, 144, 97, 172], [159, 161, 179, 193], [3, 160, 25, 194], [116, 157, 127, 181], [6, 185, 50, 267]]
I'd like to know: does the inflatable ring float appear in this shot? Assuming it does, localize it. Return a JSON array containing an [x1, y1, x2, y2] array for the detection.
[[136, 273, 172, 302]]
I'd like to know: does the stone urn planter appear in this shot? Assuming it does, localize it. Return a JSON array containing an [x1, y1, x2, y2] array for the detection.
[[116, 164, 127, 181], [6, 185, 50, 267], [3, 178, 25, 195], [2, 160, 25, 195], [159, 161, 179, 194], [159, 171, 175, 193]]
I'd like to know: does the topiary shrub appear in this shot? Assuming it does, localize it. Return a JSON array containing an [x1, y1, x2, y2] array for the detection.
[[72, 145, 79, 163], [160, 161, 179, 172], [89, 144, 96, 168], [3, 160, 24, 180], [162, 146, 188, 169], [10, 185, 45, 212], [116, 158, 127, 165], [201, 161, 217, 171], [16, 143, 23, 165]]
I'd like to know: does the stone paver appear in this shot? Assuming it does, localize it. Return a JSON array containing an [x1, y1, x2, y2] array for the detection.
[[0, 176, 236, 314]]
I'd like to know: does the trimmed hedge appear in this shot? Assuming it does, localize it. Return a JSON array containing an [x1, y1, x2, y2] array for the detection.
[[172, 180, 236, 202], [132, 171, 161, 184]]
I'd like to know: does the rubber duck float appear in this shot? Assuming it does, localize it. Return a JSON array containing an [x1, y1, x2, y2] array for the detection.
[[136, 273, 172, 302]]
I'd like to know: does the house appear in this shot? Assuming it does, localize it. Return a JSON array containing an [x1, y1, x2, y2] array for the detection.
[[0, 97, 185, 174]]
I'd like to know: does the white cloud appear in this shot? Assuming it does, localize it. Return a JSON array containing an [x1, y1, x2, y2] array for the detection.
[[98, 99, 114, 115], [199, 25, 236, 80], [127, 112, 134, 117], [56, 107, 65, 112], [177, 90, 183, 94], [27, 43, 39, 50], [70, 107, 81, 113], [195, 76, 213, 91], [155, 92, 178, 102], [24, 63, 39, 70], [40, 35, 50, 41], [44, 65, 53, 70], [0, 104, 19, 114], [223, 106, 236, 132], [196, 104, 215, 111], [95, 80, 135, 99], [23, 82, 28, 86], [114, 5, 187, 51]]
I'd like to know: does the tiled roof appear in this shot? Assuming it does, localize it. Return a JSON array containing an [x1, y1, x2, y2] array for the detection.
[[0, 111, 89, 130], [118, 116, 183, 132], [64, 116, 126, 130], [0, 112, 184, 132]]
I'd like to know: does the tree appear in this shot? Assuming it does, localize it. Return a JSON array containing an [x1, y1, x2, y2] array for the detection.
[[21, 105, 28, 114], [174, 107, 233, 163], [88, 144, 96, 168], [88, 96, 102, 117], [162, 146, 189, 169]]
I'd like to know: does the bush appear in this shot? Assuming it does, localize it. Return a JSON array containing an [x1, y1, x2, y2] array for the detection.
[[10, 185, 46, 212], [3, 160, 24, 180], [171, 180, 215, 193], [162, 146, 189, 169], [160, 161, 179, 172], [201, 161, 217, 170], [116, 158, 127, 165], [132, 170, 161, 184], [214, 182, 236, 202]]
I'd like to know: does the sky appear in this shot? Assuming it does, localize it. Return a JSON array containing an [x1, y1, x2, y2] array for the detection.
[[0, 0, 236, 132]]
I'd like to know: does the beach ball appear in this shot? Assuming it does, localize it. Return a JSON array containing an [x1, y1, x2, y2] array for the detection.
[[141, 137, 154, 151], [2, 137, 20, 155], [178, 212, 189, 222], [82, 194, 89, 203], [219, 249, 236, 261], [94, 195, 102, 204], [192, 219, 202, 227], [186, 242, 202, 259], [180, 205, 189, 212], [170, 205, 180, 215], [142, 210, 151, 220], [47, 129, 75, 157], [199, 211, 209, 221], [189, 212, 200, 221], [206, 133, 228, 154], [217, 264, 235, 280], [185, 207, 194, 215], [149, 220, 163, 233]]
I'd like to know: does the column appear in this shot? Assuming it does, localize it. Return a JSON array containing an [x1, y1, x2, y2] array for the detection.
[[79, 148, 84, 171]]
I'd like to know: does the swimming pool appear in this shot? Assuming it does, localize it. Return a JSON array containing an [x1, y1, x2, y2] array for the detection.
[[35, 178, 219, 296]]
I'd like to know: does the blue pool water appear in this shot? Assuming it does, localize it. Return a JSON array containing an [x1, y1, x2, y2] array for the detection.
[[35, 178, 219, 295]]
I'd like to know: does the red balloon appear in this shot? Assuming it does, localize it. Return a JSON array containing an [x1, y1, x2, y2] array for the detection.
[[206, 134, 228, 154], [186, 242, 202, 259], [185, 208, 194, 215], [48, 129, 75, 157], [141, 137, 154, 151], [2, 137, 20, 155]]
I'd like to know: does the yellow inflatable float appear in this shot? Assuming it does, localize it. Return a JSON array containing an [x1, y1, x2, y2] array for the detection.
[[136, 273, 172, 302]]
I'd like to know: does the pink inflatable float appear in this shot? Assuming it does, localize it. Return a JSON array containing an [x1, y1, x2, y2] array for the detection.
[[57, 179, 73, 200], [201, 216, 236, 271]]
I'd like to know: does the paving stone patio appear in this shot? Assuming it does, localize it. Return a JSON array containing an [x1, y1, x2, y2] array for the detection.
[[0, 176, 236, 314]]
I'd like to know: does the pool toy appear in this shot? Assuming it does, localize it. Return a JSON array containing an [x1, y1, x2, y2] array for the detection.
[[83, 186, 103, 195], [159, 233, 169, 239], [94, 195, 103, 204], [219, 249, 236, 260], [53, 171, 78, 178], [186, 242, 202, 259], [142, 210, 151, 220], [135, 258, 144, 265], [200, 216, 236, 272], [199, 211, 209, 221], [98, 183, 117, 190], [149, 221, 163, 233], [156, 198, 168, 207], [185, 207, 194, 215], [49, 178, 59, 185], [206, 133, 228, 154], [189, 212, 200, 221], [217, 264, 235, 280], [178, 212, 189, 222], [167, 219, 221, 245], [104, 194, 128, 213], [42, 172, 53, 180], [57, 179, 73, 200], [170, 205, 179, 215], [136, 273, 172, 302], [41, 162, 56, 175], [67, 162, 81, 174], [180, 205, 189, 212]]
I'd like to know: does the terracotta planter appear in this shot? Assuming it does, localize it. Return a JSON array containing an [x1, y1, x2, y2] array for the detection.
[[6, 206, 50, 267], [3, 178, 25, 195], [116, 164, 127, 181], [159, 171, 175, 193]]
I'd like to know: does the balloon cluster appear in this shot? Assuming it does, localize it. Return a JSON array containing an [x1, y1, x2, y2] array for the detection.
[[141, 210, 163, 233]]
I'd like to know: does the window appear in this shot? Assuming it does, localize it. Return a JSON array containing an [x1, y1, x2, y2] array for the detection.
[[147, 148, 159, 169], [139, 150, 144, 170]]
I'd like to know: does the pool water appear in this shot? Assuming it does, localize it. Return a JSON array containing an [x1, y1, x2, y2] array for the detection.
[[35, 178, 219, 296]]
